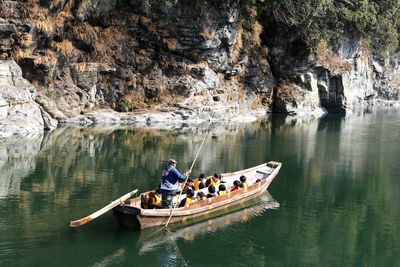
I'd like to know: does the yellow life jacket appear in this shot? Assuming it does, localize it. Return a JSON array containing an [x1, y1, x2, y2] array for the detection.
[[185, 197, 195, 206], [242, 182, 249, 189], [148, 193, 161, 207], [218, 190, 226, 196], [154, 194, 161, 205], [209, 180, 220, 187]]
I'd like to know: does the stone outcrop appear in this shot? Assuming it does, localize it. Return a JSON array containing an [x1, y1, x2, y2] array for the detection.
[[0, 60, 57, 139]]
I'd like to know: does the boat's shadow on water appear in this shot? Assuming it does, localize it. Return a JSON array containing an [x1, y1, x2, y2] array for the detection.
[[135, 191, 279, 255]]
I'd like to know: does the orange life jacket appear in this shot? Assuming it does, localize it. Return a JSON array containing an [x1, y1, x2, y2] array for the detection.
[[194, 180, 202, 191], [147, 193, 161, 207]]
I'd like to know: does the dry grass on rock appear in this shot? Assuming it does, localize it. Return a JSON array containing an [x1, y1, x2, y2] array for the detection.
[[163, 38, 178, 51], [116, 93, 147, 112], [314, 39, 352, 75], [13, 48, 32, 61], [200, 27, 214, 40], [276, 82, 305, 104], [232, 24, 243, 63], [51, 40, 75, 57], [33, 50, 57, 67]]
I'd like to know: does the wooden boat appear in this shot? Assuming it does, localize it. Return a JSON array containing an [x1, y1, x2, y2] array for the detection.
[[113, 161, 282, 229]]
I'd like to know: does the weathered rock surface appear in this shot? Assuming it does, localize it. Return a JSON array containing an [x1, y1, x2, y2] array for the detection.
[[0, 60, 57, 139], [264, 20, 400, 115]]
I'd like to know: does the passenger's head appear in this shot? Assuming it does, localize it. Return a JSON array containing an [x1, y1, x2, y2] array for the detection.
[[199, 182, 206, 190], [212, 173, 219, 181], [197, 191, 205, 200], [187, 189, 194, 197], [233, 180, 241, 187], [199, 173, 206, 180], [219, 184, 226, 191], [187, 178, 194, 185], [240, 175, 246, 183], [155, 188, 161, 195], [208, 185, 216, 194], [255, 179, 261, 183]]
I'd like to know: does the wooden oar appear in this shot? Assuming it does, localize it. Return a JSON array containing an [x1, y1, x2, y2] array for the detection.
[[69, 189, 138, 227]]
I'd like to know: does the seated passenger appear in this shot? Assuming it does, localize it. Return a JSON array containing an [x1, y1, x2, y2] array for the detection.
[[240, 175, 249, 188], [206, 185, 218, 198], [206, 173, 221, 187], [179, 189, 195, 207], [194, 173, 206, 191], [140, 193, 149, 208], [230, 180, 242, 192], [196, 191, 206, 201], [198, 181, 206, 190], [218, 184, 227, 195], [182, 178, 195, 194], [147, 189, 162, 208]]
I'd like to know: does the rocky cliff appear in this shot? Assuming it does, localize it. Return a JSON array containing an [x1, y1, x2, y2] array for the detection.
[[0, 0, 399, 138]]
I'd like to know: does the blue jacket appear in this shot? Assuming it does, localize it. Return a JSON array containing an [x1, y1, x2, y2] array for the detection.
[[160, 166, 186, 194]]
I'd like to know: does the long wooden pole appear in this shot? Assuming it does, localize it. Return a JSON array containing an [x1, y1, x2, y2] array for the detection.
[[164, 122, 211, 228], [69, 189, 138, 227]]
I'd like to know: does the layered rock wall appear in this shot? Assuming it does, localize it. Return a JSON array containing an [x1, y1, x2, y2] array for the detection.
[[0, 0, 399, 137], [264, 21, 399, 115], [1, 0, 273, 123]]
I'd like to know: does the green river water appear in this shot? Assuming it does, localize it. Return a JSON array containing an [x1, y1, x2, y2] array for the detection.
[[1, 108, 400, 267]]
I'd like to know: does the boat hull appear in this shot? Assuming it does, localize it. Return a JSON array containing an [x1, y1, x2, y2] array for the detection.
[[113, 205, 141, 229]]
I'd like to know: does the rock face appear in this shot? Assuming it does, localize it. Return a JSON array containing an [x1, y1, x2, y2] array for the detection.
[[0, 0, 273, 127], [0, 60, 57, 139], [264, 23, 400, 115], [0, 0, 399, 137]]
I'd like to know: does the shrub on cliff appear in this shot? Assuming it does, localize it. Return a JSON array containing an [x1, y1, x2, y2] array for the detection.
[[116, 94, 146, 112], [259, 0, 400, 60]]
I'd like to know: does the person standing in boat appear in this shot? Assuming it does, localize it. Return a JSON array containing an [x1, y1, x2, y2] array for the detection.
[[160, 159, 191, 208]]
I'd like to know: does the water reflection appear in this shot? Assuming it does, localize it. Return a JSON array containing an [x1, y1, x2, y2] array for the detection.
[[91, 248, 126, 267], [0, 108, 400, 267], [0, 133, 44, 198], [0, 121, 272, 202]]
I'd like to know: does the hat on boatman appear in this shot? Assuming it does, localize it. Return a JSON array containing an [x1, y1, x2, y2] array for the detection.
[[168, 159, 178, 164]]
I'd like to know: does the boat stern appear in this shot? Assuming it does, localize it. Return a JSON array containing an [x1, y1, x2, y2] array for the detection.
[[113, 204, 141, 229]]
